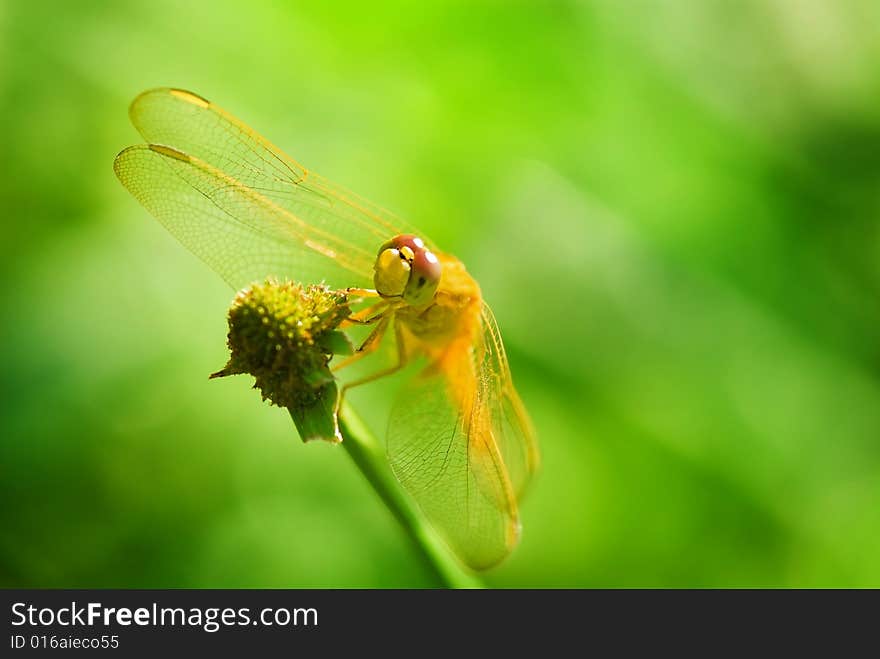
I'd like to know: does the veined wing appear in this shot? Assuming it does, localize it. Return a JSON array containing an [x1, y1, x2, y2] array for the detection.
[[478, 302, 539, 498], [114, 87, 419, 289], [387, 303, 538, 569]]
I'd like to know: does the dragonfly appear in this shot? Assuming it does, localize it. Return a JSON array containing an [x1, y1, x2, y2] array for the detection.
[[113, 88, 539, 570]]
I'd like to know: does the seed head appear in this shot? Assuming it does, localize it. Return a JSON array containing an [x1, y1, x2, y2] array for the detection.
[[211, 279, 352, 412]]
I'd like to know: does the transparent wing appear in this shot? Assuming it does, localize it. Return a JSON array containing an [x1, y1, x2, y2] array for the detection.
[[387, 304, 538, 570], [478, 302, 539, 499], [114, 87, 420, 289]]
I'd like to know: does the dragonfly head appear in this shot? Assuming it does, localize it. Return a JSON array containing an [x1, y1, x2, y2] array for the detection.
[[374, 234, 441, 307]]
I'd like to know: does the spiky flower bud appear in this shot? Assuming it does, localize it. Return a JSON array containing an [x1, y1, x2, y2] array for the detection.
[[211, 280, 352, 436]]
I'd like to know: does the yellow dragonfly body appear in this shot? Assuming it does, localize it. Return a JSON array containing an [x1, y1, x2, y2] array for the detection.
[[114, 88, 538, 569]]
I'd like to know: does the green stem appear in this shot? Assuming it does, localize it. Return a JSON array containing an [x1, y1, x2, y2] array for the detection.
[[338, 404, 483, 589]]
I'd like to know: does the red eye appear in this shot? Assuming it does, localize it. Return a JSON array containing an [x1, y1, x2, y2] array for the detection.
[[411, 247, 441, 287], [377, 234, 422, 257], [375, 234, 441, 305]]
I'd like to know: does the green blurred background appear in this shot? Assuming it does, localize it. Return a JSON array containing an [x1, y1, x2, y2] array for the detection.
[[2, 0, 880, 587]]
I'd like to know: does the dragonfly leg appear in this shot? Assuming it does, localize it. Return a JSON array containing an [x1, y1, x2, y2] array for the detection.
[[346, 287, 381, 299], [340, 301, 390, 327], [332, 315, 392, 373], [335, 321, 408, 425]]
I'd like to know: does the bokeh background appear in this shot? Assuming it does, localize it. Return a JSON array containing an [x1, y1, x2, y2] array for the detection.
[[3, 0, 880, 587]]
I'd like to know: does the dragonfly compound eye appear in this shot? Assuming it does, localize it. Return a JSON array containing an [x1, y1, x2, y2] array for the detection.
[[403, 246, 441, 307], [374, 246, 411, 297], [373, 234, 441, 306]]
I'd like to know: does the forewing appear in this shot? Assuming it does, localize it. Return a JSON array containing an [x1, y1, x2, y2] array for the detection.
[[115, 144, 365, 288], [115, 87, 419, 289]]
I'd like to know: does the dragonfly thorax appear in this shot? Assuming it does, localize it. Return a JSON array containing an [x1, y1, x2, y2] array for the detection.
[[373, 234, 442, 307]]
